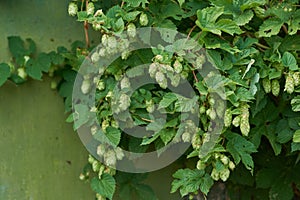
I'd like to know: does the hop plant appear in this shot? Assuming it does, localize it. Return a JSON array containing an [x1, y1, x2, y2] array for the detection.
[[224, 109, 232, 127], [219, 168, 230, 181], [127, 23, 136, 38], [284, 73, 294, 94], [182, 132, 191, 143], [139, 13, 149, 26], [114, 147, 125, 160], [119, 93, 131, 111], [292, 72, 300, 86], [120, 76, 130, 89], [81, 79, 91, 94], [17, 67, 27, 79], [97, 144, 106, 156], [68, 2, 78, 16], [196, 160, 206, 170], [195, 54, 206, 69], [91, 52, 100, 63], [271, 79, 280, 96], [155, 71, 168, 89], [240, 104, 250, 136], [171, 74, 181, 87], [97, 80, 105, 90], [173, 59, 183, 73], [104, 150, 117, 167], [232, 115, 241, 127], [191, 133, 201, 149], [149, 63, 158, 78], [87, 2, 95, 15], [262, 78, 271, 93]]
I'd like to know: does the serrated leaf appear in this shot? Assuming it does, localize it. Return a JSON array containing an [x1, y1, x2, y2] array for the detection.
[[199, 173, 214, 195], [0, 63, 11, 87], [124, 0, 149, 8], [291, 96, 300, 112], [269, 179, 294, 200], [258, 18, 284, 37], [226, 132, 257, 172], [282, 52, 298, 71], [105, 127, 121, 147], [158, 93, 177, 109], [175, 95, 199, 112], [215, 19, 243, 35], [123, 11, 141, 21], [293, 130, 300, 143], [160, 129, 176, 145], [235, 10, 254, 26], [91, 174, 116, 200]]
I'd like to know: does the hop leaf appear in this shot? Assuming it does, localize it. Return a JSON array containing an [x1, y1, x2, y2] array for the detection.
[[271, 79, 280, 96], [284, 73, 294, 94], [262, 78, 271, 93]]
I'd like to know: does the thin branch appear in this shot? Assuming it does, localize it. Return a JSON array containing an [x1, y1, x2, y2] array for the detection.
[[255, 42, 270, 50], [192, 69, 199, 83], [84, 0, 90, 48], [187, 25, 197, 39], [282, 24, 289, 35], [121, 1, 125, 8]]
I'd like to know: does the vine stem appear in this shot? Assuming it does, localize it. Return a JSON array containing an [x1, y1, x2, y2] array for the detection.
[[187, 25, 197, 39], [84, 0, 90, 48], [121, 1, 125, 8], [282, 24, 288, 35], [255, 42, 270, 50]]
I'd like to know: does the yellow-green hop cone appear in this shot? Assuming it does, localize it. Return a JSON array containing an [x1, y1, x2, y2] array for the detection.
[[271, 79, 280, 96], [139, 13, 148, 26], [240, 104, 250, 136], [211, 168, 220, 181], [68, 2, 78, 16], [224, 109, 232, 127], [219, 168, 230, 182], [262, 78, 271, 93], [284, 74, 294, 94], [87, 2, 95, 15], [240, 118, 250, 136], [127, 23, 136, 38], [292, 72, 300, 86], [232, 115, 241, 127]]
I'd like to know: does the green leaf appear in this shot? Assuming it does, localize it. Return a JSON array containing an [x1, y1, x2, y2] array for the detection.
[[8, 36, 26, 58], [105, 127, 121, 147], [291, 96, 300, 112], [175, 95, 199, 112], [269, 178, 294, 200], [177, 0, 185, 7], [0, 63, 11, 87], [91, 174, 116, 200], [226, 132, 257, 172], [196, 7, 224, 35], [235, 10, 254, 26], [199, 173, 214, 195], [158, 93, 177, 109], [135, 184, 158, 200], [293, 130, 300, 143], [258, 18, 284, 37], [25, 58, 43, 80], [123, 11, 141, 21], [215, 19, 243, 35], [171, 169, 206, 196], [124, 0, 149, 8], [160, 129, 176, 145], [77, 11, 89, 21], [282, 52, 298, 71]]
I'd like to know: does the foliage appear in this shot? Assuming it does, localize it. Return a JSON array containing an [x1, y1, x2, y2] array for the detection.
[[1, 0, 300, 199]]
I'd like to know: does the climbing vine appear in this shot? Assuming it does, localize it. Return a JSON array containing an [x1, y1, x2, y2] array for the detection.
[[1, 0, 300, 199]]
